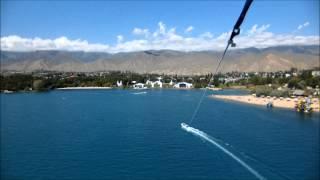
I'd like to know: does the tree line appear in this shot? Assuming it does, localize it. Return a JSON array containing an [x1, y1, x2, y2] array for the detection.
[[1, 70, 319, 92]]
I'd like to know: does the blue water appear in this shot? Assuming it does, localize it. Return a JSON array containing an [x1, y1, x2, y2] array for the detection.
[[1, 89, 319, 179]]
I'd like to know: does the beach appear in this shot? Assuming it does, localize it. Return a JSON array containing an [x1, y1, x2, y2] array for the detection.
[[212, 95, 320, 112]]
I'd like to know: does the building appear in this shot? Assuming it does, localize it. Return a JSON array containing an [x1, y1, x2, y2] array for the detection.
[[146, 78, 163, 88], [116, 80, 123, 87], [169, 80, 174, 86], [292, 90, 305, 96], [133, 83, 147, 89], [174, 82, 193, 89], [312, 70, 320, 77], [153, 81, 163, 88]]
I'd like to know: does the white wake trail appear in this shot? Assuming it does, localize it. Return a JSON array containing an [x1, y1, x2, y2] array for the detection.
[[132, 91, 147, 95], [181, 123, 266, 180]]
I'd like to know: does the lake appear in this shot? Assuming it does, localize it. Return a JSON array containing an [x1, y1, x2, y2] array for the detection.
[[1, 89, 319, 179]]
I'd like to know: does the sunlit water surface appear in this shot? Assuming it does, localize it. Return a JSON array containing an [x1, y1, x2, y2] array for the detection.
[[1, 89, 319, 179]]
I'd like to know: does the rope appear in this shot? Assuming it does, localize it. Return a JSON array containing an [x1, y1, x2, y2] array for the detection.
[[188, 0, 254, 124], [189, 43, 230, 124]]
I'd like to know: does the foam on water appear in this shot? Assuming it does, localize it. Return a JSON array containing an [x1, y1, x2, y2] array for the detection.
[[181, 123, 266, 180], [132, 92, 147, 95]]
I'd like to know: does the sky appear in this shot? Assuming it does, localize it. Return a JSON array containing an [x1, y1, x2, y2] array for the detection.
[[1, 0, 319, 53]]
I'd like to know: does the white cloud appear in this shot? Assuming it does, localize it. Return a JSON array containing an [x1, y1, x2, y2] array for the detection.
[[132, 28, 149, 37], [297, 21, 310, 30], [200, 32, 213, 39], [152, 21, 167, 38], [158, 21, 166, 35], [0, 35, 110, 52], [248, 24, 270, 34], [185, 26, 194, 33], [1, 22, 319, 53], [117, 35, 124, 43]]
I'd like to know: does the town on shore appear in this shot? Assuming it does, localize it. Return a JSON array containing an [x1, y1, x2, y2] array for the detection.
[[1, 68, 319, 112]]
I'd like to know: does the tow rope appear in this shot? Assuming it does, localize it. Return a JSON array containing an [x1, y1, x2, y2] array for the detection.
[[189, 0, 254, 124]]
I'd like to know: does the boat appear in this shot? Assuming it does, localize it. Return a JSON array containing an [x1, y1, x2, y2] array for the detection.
[[181, 123, 189, 129], [3, 90, 14, 94], [206, 87, 222, 91]]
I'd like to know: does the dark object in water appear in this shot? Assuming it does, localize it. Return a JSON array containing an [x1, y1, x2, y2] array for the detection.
[[267, 102, 273, 108]]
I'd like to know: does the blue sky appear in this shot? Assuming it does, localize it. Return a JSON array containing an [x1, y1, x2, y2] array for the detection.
[[1, 0, 319, 52]]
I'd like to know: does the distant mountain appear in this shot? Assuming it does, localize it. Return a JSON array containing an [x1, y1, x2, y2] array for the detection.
[[1, 45, 319, 75]]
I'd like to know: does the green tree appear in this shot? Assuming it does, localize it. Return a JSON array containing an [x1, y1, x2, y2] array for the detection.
[[33, 79, 46, 91]]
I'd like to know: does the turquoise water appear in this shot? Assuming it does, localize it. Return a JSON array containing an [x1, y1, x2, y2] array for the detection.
[[1, 89, 319, 179]]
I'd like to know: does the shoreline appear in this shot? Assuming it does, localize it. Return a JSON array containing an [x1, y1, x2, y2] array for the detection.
[[56, 87, 112, 90], [211, 95, 320, 112]]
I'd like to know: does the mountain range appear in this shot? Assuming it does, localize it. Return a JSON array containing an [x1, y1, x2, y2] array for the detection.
[[1, 45, 319, 75]]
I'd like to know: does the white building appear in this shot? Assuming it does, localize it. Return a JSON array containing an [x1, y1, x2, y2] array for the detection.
[[116, 80, 123, 87], [146, 79, 163, 88], [174, 82, 193, 89], [312, 70, 320, 77], [169, 80, 174, 86], [133, 83, 147, 89], [154, 81, 163, 88]]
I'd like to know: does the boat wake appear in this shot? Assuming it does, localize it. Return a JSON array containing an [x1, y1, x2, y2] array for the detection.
[[181, 123, 266, 180], [132, 92, 147, 95]]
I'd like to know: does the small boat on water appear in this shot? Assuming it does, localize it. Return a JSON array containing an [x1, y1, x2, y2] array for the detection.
[[206, 87, 222, 91], [3, 90, 14, 94], [181, 123, 189, 129]]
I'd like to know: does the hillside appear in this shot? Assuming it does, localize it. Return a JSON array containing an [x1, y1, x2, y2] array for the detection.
[[1, 45, 319, 75]]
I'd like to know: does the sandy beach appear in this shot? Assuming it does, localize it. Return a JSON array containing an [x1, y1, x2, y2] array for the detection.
[[57, 87, 112, 90], [212, 95, 320, 112]]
